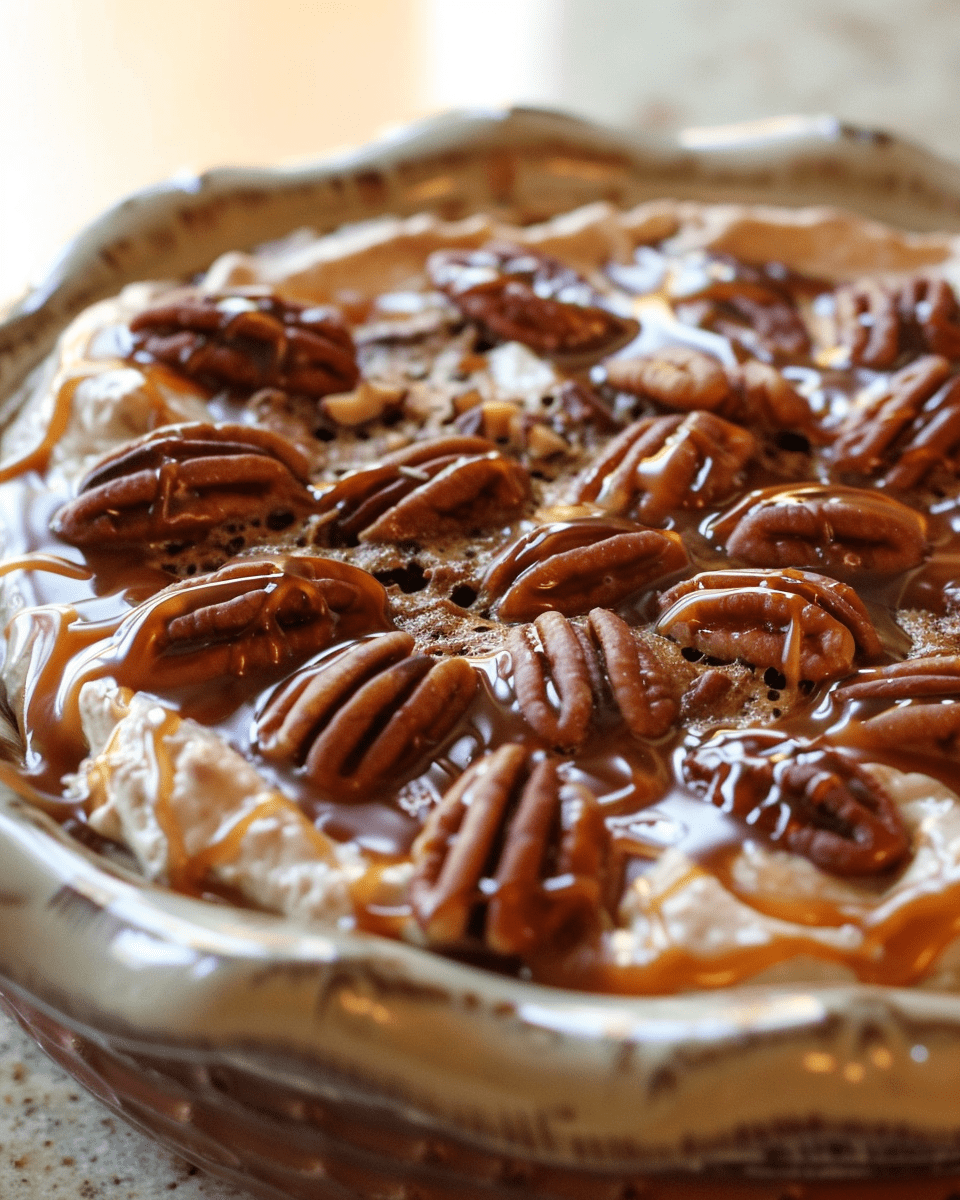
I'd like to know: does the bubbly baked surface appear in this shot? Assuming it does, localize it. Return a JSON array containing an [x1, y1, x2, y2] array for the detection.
[[5, 199, 960, 994]]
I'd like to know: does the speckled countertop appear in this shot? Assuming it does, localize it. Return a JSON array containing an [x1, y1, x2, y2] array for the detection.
[[0, 1008, 251, 1200]]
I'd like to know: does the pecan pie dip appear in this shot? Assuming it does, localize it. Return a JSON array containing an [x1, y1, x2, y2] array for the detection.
[[5, 197, 960, 997]]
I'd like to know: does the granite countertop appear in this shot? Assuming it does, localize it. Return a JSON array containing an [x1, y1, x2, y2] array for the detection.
[[0, 1008, 251, 1200]]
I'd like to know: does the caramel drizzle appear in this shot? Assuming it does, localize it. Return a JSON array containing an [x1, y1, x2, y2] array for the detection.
[[0, 357, 190, 484], [8, 258, 960, 997]]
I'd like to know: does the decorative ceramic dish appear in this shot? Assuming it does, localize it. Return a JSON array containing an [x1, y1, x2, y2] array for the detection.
[[7, 108, 960, 1200]]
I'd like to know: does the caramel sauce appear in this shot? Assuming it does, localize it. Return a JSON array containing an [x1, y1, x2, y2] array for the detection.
[[7, 259, 960, 998]]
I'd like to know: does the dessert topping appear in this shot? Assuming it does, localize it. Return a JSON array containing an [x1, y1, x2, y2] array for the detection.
[[682, 729, 910, 875], [715, 484, 928, 576], [52, 422, 317, 558], [834, 276, 960, 368], [508, 609, 676, 748], [255, 632, 477, 799], [657, 568, 881, 684], [128, 289, 359, 398], [836, 654, 960, 701], [483, 518, 688, 622], [831, 354, 956, 484], [573, 410, 755, 523], [427, 242, 639, 361], [94, 556, 393, 693], [410, 745, 611, 955], [312, 435, 531, 545]]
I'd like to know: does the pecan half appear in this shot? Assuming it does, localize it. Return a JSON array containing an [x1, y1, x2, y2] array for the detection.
[[714, 484, 927, 576], [859, 701, 960, 753], [836, 655, 960, 702], [410, 745, 611, 955], [671, 255, 813, 360], [312, 435, 531, 546], [52, 423, 318, 559], [128, 289, 359, 398], [657, 568, 881, 684], [834, 276, 960, 368], [831, 355, 954, 482], [427, 243, 638, 363], [605, 346, 730, 411], [82, 555, 392, 698], [255, 632, 477, 799], [573, 410, 755, 523], [682, 730, 909, 875], [606, 348, 813, 432], [482, 518, 688, 623], [508, 609, 678, 748]]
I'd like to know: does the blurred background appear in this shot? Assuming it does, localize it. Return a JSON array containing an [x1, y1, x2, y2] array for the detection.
[[2, 0, 960, 302]]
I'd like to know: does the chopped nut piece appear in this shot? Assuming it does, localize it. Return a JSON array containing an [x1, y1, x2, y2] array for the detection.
[[322, 380, 406, 426]]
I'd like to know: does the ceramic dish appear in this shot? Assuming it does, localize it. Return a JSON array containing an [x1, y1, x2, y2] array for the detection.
[[7, 108, 960, 1200]]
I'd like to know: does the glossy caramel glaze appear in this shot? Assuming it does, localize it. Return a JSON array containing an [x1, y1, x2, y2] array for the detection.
[[6, 227, 960, 996]]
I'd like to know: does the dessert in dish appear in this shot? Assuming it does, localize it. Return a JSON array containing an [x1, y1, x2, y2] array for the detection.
[[5, 196, 960, 997]]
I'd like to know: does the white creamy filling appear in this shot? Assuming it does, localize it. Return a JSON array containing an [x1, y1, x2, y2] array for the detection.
[[70, 680, 364, 926], [615, 765, 960, 985]]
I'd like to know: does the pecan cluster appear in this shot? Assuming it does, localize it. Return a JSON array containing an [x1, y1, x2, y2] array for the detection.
[[682, 730, 910, 875], [657, 568, 880, 684], [715, 484, 928, 577], [481, 518, 688, 622], [53, 423, 318, 564], [428, 242, 638, 362], [509, 609, 678, 748], [128, 289, 359, 398], [834, 275, 960, 368], [410, 745, 612, 956], [254, 632, 477, 799], [312, 435, 531, 546]]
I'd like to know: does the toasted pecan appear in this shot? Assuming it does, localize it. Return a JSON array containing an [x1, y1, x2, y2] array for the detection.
[[834, 276, 960, 368], [715, 484, 927, 576], [77, 555, 392, 699], [428, 242, 638, 363], [657, 568, 880, 684], [52, 423, 318, 557], [509, 610, 678, 747], [482, 518, 688, 623], [128, 289, 358, 397], [312, 435, 531, 546], [255, 632, 477, 799], [683, 729, 910, 875], [573, 410, 755, 523], [410, 746, 611, 955]]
